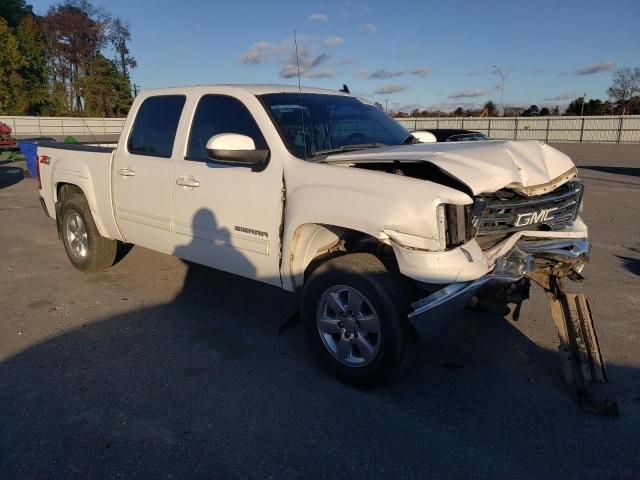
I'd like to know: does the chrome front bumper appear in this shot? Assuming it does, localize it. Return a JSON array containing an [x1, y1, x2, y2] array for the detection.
[[407, 238, 590, 339]]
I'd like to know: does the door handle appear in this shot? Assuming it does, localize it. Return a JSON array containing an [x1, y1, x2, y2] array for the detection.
[[117, 167, 136, 177], [175, 176, 200, 188]]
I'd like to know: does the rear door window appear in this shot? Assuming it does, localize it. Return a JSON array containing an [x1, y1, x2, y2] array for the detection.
[[128, 95, 186, 157], [186, 95, 267, 161]]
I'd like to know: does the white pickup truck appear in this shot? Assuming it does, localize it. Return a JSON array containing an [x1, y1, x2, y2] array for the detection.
[[37, 84, 602, 391]]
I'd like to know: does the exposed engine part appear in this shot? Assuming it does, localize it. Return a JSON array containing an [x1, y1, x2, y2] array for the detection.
[[470, 278, 530, 319]]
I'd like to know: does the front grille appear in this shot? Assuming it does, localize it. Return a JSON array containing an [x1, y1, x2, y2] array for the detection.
[[474, 180, 584, 237]]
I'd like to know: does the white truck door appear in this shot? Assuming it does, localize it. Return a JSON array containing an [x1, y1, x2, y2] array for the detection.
[[172, 94, 283, 287], [113, 95, 186, 254]]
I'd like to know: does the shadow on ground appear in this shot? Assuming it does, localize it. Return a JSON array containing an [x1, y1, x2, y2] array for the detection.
[[617, 255, 640, 276], [580, 166, 640, 178], [1, 261, 639, 479], [0, 165, 25, 189]]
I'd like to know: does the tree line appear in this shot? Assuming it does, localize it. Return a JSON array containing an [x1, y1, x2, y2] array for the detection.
[[0, 0, 136, 117]]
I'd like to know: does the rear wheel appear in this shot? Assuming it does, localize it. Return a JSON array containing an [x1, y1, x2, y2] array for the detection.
[[61, 195, 117, 272], [302, 253, 417, 386]]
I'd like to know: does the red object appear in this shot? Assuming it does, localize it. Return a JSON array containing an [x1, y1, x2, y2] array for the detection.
[[0, 122, 16, 148], [36, 155, 48, 189]]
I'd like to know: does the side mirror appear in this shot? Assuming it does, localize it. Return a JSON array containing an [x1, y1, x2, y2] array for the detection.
[[205, 133, 269, 168], [411, 131, 437, 143]]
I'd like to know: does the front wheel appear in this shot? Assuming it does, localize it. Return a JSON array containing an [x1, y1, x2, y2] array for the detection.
[[301, 253, 417, 386]]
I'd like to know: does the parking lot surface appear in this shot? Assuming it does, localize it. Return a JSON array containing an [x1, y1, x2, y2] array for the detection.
[[1, 143, 639, 479]]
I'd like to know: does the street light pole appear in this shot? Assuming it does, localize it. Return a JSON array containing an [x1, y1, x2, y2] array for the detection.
[[493, 66, 513, 116], [580, 92, 586, 116]]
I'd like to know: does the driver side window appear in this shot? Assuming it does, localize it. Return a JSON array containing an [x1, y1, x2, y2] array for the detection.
[[186, 95, 267, 161]]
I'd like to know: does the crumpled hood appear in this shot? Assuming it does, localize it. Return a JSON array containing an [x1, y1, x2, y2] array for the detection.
[[324, 140, 577, 195]]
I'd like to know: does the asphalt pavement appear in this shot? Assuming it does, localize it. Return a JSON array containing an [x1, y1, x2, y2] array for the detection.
[[1, 143, 639, 479]]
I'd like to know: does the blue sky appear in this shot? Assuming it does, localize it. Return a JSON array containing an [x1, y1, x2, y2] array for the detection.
[[30, 0, 640, 111]]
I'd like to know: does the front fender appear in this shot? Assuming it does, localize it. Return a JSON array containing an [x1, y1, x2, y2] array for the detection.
[[281, 158, 472, 290]]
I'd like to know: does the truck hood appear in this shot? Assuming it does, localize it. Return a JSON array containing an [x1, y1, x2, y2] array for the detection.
[[323, 140, 577, 196]]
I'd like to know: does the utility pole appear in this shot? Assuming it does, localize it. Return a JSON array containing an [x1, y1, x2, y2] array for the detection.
[[385, 99, 388, 113], [493, 66, 514, 116], [580, 92, 586, 116]]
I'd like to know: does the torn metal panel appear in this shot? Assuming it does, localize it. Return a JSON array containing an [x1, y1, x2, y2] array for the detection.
[[507, 167, 578, 196], [546, 276, 618, 416]]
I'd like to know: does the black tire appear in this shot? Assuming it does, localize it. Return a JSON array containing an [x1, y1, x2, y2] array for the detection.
[[301, 253, 417, 386], [61, 194, 117, 273]]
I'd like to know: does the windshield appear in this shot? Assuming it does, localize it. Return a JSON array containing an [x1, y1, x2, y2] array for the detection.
[[259, 93, 411, 159]]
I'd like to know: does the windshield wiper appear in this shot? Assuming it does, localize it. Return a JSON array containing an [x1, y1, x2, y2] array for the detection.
[[311, 143, 388, 158]]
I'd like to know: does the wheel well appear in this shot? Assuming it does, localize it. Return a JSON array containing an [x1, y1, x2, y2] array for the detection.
[[56, 183, 84, 203], [299, 224, 399, 285]]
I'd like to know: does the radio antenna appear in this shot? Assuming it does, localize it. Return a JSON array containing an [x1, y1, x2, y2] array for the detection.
[[293, 29, 307, 158]]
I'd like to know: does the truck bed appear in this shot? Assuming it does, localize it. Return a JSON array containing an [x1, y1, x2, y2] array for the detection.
[[38, 141, 122, 242]]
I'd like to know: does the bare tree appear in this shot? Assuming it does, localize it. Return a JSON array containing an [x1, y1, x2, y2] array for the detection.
[[607, 67, 640, 114], [109, 17, 137, 77]]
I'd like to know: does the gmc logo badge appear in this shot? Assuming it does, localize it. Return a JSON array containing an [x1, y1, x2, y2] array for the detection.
[[514, 207, 558, 227]]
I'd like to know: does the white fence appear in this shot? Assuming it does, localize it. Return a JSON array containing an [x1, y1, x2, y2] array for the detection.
[[2, 114, 640, 143], [396, 115, 640, 143], [0, 116, 125, 138]]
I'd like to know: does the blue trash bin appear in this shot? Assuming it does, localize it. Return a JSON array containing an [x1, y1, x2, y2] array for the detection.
[[18, 141, 38, 178]]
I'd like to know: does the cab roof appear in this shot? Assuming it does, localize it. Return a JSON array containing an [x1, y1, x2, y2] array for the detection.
[[140, 84, 350, 97]]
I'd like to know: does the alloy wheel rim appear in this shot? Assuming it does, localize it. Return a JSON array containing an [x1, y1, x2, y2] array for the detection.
[[66, 212, 88, 260], [316, 285, 381, 367]]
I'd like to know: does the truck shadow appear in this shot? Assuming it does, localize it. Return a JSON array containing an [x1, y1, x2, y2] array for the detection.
[[0, 165, 24, 189], [616, 255, 640, 276], [2, 206, 639, 478], [1, 263, 639, 478]]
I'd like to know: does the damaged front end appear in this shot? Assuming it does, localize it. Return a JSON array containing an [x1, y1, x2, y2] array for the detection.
[[408, 238, 618, 416]]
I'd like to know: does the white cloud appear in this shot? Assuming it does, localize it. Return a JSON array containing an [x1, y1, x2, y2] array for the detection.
[[239, 40, 290, 65], [368, 67, 431, 79], [543, 93, 579, 101], [305, 68, 336, 78], [447, 88, 489, 99], [323, 35, 344, 48], [308, 13, 328, 21], [360, 23, 376, 33], [575, 61, 616, 75], [280, 50, 333, 79], [374, 84, 409, 95], [240, 35, 343, 79]]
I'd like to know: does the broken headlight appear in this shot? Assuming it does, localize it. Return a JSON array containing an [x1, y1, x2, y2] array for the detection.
[[437, 203, 477, 249]]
